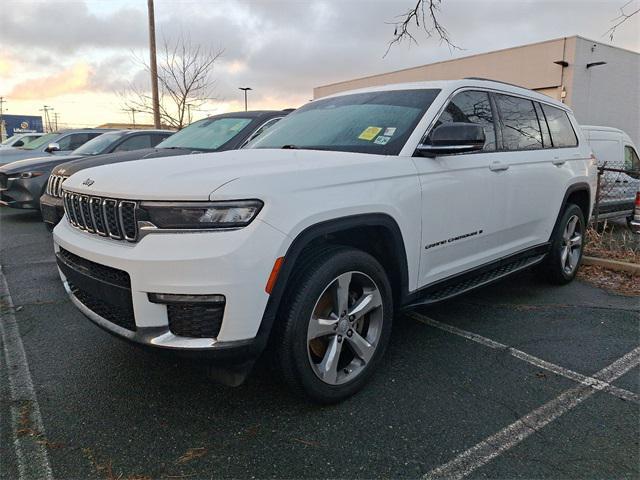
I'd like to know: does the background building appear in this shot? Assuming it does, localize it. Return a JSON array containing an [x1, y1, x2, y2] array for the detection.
[[0, 114, 44, 141], [314, 36, 640, 145]]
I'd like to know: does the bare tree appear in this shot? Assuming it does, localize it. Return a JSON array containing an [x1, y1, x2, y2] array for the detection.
[[605, 0, 640, 41], [123, 36, 224, 129], [386, 0, 458, 56]]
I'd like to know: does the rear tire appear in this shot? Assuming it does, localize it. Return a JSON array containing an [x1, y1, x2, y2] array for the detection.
[[273, 246, 393, 404], [540, 203, 585, 285]]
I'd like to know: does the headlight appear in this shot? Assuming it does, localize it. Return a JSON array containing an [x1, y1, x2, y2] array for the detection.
[[139, 200, 263, 229], [8, 171, 44, 180]]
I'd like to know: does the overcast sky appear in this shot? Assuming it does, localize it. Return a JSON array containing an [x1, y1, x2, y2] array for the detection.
[[1, 0, 638, 128]]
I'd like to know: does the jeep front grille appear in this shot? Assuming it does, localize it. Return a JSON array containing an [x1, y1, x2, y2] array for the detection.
[[46, 174, 68, 198], [62, 191, 138, 241]]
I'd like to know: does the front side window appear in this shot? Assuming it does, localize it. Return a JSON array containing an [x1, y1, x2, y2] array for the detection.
[[624, 146, 640, 179], [541, 104, 578, 148], [59, 132, 99, 151], [496, 94, 543, 150], [72, 131, 128, 155], [157, 117, 253, 151], [114, 134, 153, 152], [249, 89, 441, 155], [428, 90, 496, 151]]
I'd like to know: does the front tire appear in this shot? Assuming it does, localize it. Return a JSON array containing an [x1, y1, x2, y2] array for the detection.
[[540, 203, 585, 284], [274, 246, 393, 404]]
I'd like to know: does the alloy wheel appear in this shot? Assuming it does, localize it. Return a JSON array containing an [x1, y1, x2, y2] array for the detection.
[[560, 214, 583, 275], [306, 271, 384, 385]]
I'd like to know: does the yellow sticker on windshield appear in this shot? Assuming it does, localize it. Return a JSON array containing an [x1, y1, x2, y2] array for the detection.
[[358, 127, 382, 141]]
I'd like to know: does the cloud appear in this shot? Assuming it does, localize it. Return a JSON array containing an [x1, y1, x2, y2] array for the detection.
[[9, 63, 93, 100], [3, 0, 639, 123], [0, 1, 146, 54]]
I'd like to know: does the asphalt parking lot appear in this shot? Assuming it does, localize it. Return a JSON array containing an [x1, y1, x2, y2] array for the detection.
[[1, 207, 638, 480]]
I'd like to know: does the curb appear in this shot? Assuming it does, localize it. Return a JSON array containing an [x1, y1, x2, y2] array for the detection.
[[583, 256, 640, 275]]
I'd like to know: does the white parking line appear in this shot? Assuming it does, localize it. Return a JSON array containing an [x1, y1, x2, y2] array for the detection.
[[409, 313, 639, 404], [407, 313, 640, 480], [422, 346, 640, 480], [0, 266, 53, 480]]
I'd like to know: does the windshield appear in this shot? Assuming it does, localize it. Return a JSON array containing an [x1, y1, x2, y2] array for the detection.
[[248, 89, 441, 155], [157, 117, 253, 150], [72, 131, 127, 155], [20, 132, 58, 150]]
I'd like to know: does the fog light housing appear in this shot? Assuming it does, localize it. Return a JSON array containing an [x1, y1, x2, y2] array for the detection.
[[148, 293, 226, 338]]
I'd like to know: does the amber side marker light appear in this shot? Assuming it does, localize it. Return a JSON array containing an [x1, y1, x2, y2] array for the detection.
[[265, 257, 284, 294]]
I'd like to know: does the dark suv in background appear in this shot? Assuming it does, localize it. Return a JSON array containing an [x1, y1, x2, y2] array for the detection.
[[0, 130, 172, 212], [40, 110, 289, 228]]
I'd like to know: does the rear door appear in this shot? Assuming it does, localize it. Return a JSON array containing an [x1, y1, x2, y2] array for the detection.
[[492, 95, 583, 254]]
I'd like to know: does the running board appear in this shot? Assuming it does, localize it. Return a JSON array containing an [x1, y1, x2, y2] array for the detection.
[[404, 247, 548, 308]]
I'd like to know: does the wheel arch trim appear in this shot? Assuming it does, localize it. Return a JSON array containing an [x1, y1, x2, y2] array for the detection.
[[255, 213, 410, 352]]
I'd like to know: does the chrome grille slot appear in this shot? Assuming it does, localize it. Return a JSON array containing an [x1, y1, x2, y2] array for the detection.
[[119, 201, 137, 240], [103, 199, 122, 239], [80, 195, 94, 232], [72, 195, 85, 229], [62, 192, 138, 242], [47, 174, 67, 197], [89, 197, 107, 236]]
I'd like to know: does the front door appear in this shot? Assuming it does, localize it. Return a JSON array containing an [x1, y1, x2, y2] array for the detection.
[[413, 89, 505, 287]]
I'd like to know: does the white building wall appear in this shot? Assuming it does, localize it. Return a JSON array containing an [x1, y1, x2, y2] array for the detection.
[[569, 37, 640, 146]]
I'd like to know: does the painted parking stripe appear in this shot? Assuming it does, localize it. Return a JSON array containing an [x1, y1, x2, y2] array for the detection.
[[422, 346, 640, 480], [0, 267, 53, 480], [409, 313, 639, 404]]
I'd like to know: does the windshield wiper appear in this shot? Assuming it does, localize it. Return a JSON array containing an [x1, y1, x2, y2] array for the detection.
[[281, 144, 298, 149]]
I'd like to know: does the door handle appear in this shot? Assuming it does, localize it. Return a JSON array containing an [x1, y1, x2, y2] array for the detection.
[[489, 161, 509, 172], [552, 158, 566, 166]]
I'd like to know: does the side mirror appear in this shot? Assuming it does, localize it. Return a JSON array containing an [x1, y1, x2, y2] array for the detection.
[[416, 122, 486, 157], [45, 142, 60, 153]]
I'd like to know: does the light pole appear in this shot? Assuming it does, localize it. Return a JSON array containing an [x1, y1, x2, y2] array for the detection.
[[239, 87, 252, 111]]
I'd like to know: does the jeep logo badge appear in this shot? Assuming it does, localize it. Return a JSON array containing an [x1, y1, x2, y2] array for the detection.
[[82, 178, 95, 187]]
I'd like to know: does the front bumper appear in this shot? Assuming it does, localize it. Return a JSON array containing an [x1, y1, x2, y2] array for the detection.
[[53, 217, 289, 356], [0, 174, 47, 209], [40, 193, 64, 225]]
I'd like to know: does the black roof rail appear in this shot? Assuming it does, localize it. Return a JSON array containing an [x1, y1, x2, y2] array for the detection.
[[463, 77, 528, 90]]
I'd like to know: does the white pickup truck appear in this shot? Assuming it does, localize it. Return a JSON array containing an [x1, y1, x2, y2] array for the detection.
[[53, 79, 597, 403]]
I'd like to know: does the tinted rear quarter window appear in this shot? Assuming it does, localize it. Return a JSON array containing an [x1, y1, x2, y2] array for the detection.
[[495, 94, 542, 150], [541, 104, 578, 147]]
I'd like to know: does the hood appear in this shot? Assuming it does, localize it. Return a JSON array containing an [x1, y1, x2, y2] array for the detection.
[[0, 154, 83, 174], [62, 148, 390, 201], [0, 149, 51, 166], [54, 147, 192, 176]]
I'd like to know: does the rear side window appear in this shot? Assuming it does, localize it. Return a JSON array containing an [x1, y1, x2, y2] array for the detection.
[[431, 90, 496, 151], [541, 104, 578, 148], [534, 102, 552, 148], [495, 94, 542, 150]]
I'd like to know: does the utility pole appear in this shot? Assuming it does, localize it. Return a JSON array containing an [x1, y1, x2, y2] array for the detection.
[[238, 87, 252, 112], [0, 97, 6, 141], [53, 112, 60, 131], [39, 105, 54, 132], [147, 0, 161, 129]]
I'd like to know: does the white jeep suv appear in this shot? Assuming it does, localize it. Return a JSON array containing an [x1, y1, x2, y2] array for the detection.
[[53, 79, 596, 403]]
